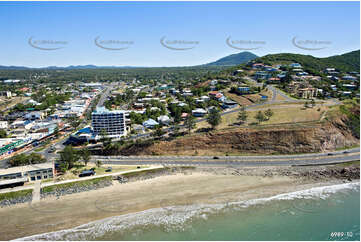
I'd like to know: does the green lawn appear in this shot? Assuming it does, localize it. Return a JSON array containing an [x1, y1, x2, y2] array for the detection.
[[58, 163, 149, 180], [0, 189, 33, 202]]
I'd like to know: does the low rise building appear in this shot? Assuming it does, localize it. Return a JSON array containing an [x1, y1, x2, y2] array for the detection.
[[0, 91, 12, 98], [0, 163, 53, 186], [192, 108, 207, 117], [0, 121, 8, 129], [157, 115, 171, 125], [143, 118, 159, 129]]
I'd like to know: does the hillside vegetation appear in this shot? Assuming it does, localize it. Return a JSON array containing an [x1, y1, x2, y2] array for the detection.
[[253, 50, 360, 73], [205, 51, 258, 66]]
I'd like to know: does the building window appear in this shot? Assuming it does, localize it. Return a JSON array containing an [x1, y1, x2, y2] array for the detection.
[[37, 176, 41, 180], [31, 177, 35, 181]]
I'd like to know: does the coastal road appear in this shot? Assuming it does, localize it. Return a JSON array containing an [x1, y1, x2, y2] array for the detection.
[[93, 148, 360, 167]]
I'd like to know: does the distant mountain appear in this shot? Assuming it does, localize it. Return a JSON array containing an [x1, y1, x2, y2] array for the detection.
[[0, 50, 358, 71], [0, 65, 31, 70], [204, 51, 258, 66], [253, 50, 360, 73], [0, 65, 140, 70]]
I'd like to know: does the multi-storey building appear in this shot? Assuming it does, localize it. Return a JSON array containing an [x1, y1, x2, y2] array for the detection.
[[91, 107, 127, 139]]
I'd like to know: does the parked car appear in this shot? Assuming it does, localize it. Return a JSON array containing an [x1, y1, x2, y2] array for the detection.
[[79, 170, 96, 177], [105, 167, 112, 172], [48, 147, 56, 153]]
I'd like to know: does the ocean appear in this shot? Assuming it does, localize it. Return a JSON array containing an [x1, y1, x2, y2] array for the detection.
[[17, 182, 360, 241]]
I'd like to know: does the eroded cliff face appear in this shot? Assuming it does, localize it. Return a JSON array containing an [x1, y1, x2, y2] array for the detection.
[[111, 108, 359, 156], [116, 121, 358, 156]]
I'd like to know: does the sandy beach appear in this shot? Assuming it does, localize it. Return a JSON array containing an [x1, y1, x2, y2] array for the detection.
[[0, 167, 357, 240]]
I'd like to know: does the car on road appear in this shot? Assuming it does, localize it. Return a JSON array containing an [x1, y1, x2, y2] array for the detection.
[[213, 156, 220, 159], [105, 167, 112, 172], [327, 153, 334, 156], [48, 147, 56, 153], [343, 151, 350, 154]]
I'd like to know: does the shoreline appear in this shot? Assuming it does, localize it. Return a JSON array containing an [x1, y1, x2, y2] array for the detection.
[[17, 181, 361, 241], [0, 165, 359, 240]]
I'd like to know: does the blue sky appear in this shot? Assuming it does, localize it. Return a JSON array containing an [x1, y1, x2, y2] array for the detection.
[[0, 1, 359, 67]]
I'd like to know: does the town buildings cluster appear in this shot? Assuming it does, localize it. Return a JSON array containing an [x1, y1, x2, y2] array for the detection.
[[0, 82, 103, 159]]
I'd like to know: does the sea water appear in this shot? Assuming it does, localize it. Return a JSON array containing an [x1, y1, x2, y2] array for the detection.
[[17, 182, 360, 241]]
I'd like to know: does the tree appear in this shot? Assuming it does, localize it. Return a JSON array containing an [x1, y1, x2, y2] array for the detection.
[[59, 145, 79, 170], [99, 129, 111, 148], [9, 154, 27, 167], [0, 129, 7, 138], [238, 106, 248, 124], [255, 111, 266, 124], [53, 125, 60, 138], [184, 114, 196, 134], [207, 108, 221, 130], [153, 126, 165, 138], [67, 116, 80, 130], [264, 109, 274, 120], [96, 160, 102, 168], [9, 153, 46, 167], [172, 124, 181, 136], [173, 108, 182, 124], [80, 148, 91, 166]]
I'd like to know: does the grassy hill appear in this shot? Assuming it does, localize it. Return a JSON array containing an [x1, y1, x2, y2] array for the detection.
[[205, 51, 258, 66], [252, 50, 360, 73]]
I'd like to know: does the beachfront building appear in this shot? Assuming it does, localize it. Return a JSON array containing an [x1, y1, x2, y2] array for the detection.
[[0, 163, 53, 189], [91, 107, 127, 139]]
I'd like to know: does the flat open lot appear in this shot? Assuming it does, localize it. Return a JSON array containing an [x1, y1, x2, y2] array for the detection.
[[0, 97, 29, 111], [225, 88, 273, 107], [196, 104, 329, 130]]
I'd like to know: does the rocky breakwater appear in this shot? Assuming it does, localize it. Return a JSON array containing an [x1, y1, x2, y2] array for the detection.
[[40, 177, 113, 199], [292, 166, 360, 182], [0, 190, 33, 207]]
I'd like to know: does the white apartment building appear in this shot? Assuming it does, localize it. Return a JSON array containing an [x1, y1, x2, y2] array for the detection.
[[91, 107, 127, 139]]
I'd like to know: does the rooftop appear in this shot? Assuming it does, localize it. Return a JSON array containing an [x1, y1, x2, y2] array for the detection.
[[0, 163, 53, 176], [92, 107, 126, 114]]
